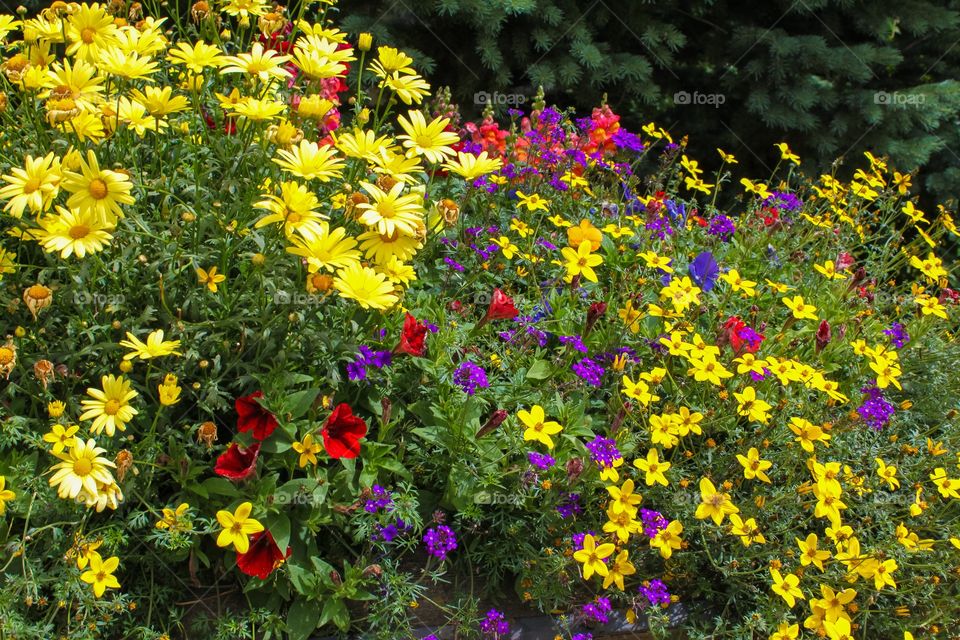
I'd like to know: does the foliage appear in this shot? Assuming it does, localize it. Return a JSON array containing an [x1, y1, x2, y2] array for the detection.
[[339, 0, 960, 205], [0, 1, 958, 639]]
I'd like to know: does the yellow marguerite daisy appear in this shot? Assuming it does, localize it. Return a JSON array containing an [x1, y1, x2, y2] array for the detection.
[[79, 374, 139, 436]]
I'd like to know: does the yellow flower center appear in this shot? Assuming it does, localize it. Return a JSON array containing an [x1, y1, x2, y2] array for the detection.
[[69, 224, 90, 239], [0, 347, 13, 365], [88, 178, 109, 200], [285, 210, 301, 223], [416, 135, 434, 148], [81, 27, 97, 44], [27, 284, 50, 300], [73, 457, 93, 476], [230, 521, 244, 535], [23, 177, 41, 194], [377, 201, 396, 219], [103, 399, 121, 416]]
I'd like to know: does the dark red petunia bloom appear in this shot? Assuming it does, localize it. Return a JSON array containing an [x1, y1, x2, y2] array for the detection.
[[235, 391, 278, 441], [396, 313, 428, 357], [214, 441, 261, 481], [322, 403, 368, 459], [484, 288, 519, 322], [237, 530, 291, 579]]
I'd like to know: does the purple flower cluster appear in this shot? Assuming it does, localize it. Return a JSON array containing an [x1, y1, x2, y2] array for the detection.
[[585, 435, 621, 467], [479, 609, 510, 637], [883, 322, 910, 348], [364, 485, 393, 514], [639, 579, 671, 607], [645, 214, 674, 240], [528, 451, 556, 470], [444, 256, 465, 271], [347, 346, 392, 381], [571, 530, 597, 551], [763, 190, 802, 212], [423, 525, 458, 560], [612, 129, 644, 153], [557, 493, 583, 519], [373, 518, 410, 543], [454, 361, 490, 395], [858, 384, 896, 431], [572, 634, 594, 640], [640, 509, 669, 538], [572, 357, 605, 386], [582, 597, 612, 624], [707, 214, 736, 242], [559, 334, 588, 353]]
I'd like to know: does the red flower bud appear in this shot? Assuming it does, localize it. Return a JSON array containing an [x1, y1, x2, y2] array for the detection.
[[477, 409, 508, 438], [816, 319, 831, 352]]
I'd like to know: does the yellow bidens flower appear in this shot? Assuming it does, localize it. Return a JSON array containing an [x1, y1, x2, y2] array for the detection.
[[119, 329, 182, 360], [43, 423, 80, 454], [736, 447, 772, 483], [517, 405, 563, 449], [197, 265, 226, 292], [633, 448, 671, 486], [561, 242, 603, 283], [292, 433, 322, 467], [79, 374, 139, 436], [80, 554, 120, 598], [782, 295, 818, 321], [770, 568, 804, 607], [0, 476, 15, 514], [216, 501, 264, 553], [156, 503, 191, 532], [695, 477, 738, 525], [572, 533, 615, 580]]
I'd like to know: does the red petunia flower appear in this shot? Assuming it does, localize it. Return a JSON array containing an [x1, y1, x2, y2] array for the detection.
[[237, 530, 291, 579], [484, 288, 519, 322], [214, 441, 261, 481], [322, 403, 368, 459], [396, 313, 427, 357], [235, 391, 278, 441]]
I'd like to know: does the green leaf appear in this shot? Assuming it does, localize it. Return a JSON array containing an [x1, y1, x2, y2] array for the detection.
[[526, 359, 553, 380], [286, 597, 321, 640], [265, 512, 291, 553], [285, 388, 320, 420], [201, 477, 240, 498], [320, 598, 350, 631]]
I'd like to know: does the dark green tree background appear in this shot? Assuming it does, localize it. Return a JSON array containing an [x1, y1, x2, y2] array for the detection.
[[339, 0, 960, 203]]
